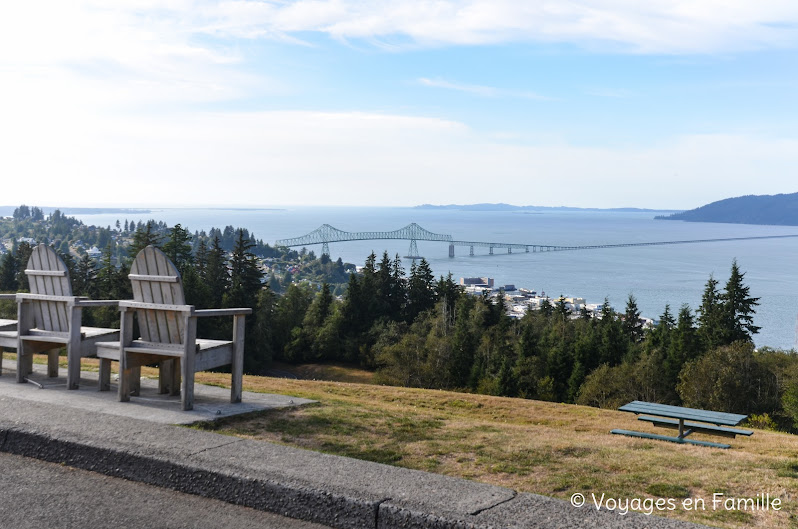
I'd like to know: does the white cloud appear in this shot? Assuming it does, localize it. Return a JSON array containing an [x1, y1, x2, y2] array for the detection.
[[2, 109, 795, 209], [418, 78, 552, 100], [203, 0, 798, 54]]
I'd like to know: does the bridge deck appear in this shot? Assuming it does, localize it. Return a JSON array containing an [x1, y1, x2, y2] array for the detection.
[[275, 224, 798, 257]]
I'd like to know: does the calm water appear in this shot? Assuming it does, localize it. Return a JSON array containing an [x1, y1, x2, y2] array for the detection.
[[74, 207, 798, 350]]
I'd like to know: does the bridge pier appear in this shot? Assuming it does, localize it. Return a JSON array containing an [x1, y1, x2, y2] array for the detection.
[[449, 244, 455, 258], [469, 245, 474, 256], [489, 247, 494, 255], [508, 248, 512, 254], [525, 246, 529, 253]]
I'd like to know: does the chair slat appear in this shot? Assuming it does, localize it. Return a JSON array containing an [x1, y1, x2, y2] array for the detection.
[[24, 270, 67, 277], [43, 245, 70, 331], [144, 246, 171, 343], [127, 274, 179, 282]]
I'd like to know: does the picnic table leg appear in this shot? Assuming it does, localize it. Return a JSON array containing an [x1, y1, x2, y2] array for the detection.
[[678, 418, 684, 438]]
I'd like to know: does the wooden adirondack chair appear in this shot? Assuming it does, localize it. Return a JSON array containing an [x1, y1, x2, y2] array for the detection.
[[95, 246, 252, 411], [15, 244, 119, 388]]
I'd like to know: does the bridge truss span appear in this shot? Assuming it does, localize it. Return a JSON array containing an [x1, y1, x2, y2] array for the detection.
[[275, 223, 452, 258], [276, 223, 798, 260]]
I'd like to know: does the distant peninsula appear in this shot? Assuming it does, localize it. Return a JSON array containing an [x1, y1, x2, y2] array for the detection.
[[414, 203, 670, 213], [655, 192, 798, 226]]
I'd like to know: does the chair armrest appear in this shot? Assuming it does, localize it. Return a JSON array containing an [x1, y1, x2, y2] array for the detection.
[[0, 293, 15, 301], [74, 299, 120, 308], [16, 293, 81, 303], [194, 308, 253, 318], [118, 300, 195, 313]]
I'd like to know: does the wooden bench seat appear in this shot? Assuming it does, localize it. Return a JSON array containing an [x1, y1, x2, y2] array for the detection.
[[609, 429, 735, 449]]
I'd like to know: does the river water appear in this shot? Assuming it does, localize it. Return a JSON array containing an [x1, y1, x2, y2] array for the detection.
[[72, 207, 798, 350]]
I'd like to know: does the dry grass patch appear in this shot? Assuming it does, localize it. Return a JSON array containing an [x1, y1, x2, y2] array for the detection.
[[189, 372, 798, 529]]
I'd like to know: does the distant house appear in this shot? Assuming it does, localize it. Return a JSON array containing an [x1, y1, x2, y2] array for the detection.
[[86, 246, 102, 258], [17, 237, 36, 245]]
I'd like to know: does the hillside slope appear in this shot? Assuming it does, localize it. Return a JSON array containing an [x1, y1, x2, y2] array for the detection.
[[657, 192, 798, 225]]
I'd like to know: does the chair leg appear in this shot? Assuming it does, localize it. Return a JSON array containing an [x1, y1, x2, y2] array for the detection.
[[119, 366, 132, 402], [131, 366, 141, 396], [67, 305, 82, 390], [16, 349, 26, 383], [181, 357, 194, 411], [231, 314, 245, 404], [98, 359, 111, 391], [170, 359, 181, 396], [159, 360, 178, 395], [47, 349, 59, 378]]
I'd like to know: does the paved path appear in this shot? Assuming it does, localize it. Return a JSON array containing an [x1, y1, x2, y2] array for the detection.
[[0, 362, 709, 529]]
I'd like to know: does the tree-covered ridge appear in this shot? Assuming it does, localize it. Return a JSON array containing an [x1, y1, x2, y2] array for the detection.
[[656, 192, 798, 225]]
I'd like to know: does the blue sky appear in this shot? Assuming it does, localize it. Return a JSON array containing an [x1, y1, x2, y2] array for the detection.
[[2, 1, 798, 209]]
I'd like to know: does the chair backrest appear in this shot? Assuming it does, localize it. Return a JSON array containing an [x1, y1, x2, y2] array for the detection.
[[25, 244, 73, 332], [129, 246, 186, 345]]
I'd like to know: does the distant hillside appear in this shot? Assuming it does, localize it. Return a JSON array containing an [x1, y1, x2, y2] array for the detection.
[[415, 203, 667, 213], [655, 192, 798, 226]]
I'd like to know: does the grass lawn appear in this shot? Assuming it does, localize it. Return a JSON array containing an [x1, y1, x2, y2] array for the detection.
[[192, 371, 798, 529], [10, 354, 798, 528]]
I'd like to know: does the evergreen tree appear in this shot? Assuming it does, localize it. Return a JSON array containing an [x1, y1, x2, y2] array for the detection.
[[163, 224, 193, 273], [697, 275, 723, 350], [73, 254, 98, 298], [720, 259, 760, 343], [225, 229, 263, 309], [194, 238, 209, 279], [664, 305, 700, 400], [0, 252, 18, 291], [205, 237, 229, 308], [622, 294, 644, 343], [129, 222, 161, 257], [248, 286, 276, 373], [650, 304, 675, 350], [406, 258, 436, 322], [15, 242, 34, 291]]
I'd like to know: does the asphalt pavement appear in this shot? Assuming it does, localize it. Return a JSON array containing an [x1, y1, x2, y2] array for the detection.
[[0, 452, 332, 529]]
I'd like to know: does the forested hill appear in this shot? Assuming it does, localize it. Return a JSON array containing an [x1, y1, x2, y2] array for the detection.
[[656, 192, 798, 225]]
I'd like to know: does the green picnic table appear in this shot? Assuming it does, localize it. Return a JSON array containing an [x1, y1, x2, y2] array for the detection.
[[611, 400, 753, 449]]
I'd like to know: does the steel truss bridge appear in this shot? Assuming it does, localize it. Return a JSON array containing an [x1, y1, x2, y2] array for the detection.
[[275, 223, 798, 259]]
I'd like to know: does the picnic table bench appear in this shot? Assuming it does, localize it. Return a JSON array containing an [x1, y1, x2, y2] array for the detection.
[[611, 400, 753, 449]]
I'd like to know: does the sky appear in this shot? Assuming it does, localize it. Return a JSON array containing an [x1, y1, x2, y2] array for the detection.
[[1, 1, 798, 209]]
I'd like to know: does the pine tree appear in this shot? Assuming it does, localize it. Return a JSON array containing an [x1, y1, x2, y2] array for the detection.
[[407, 258, 436, 322], [697, 275, 723, 350], [0, 252, 18, 291], [15, 242, 34, 291], [664, 304, 700, 398], [622, 294, 644, 343], [205, 237, 229, 308], [129, 222, 161, 257], [163, 224, 193, 273], [73, 254, 98, 298], [225, 229, 263, 309], [721, 259, 760, 343]]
